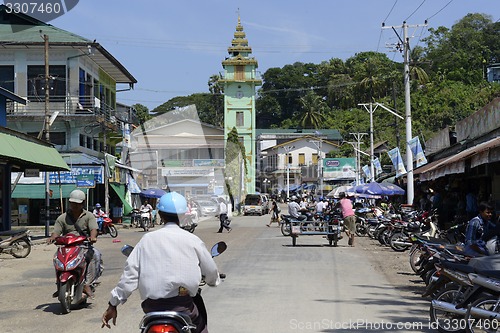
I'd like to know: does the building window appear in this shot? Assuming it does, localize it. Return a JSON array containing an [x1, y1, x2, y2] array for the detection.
[[0, 66, 14, 91], [298, 153, 305, 166], [27, 65, 66, 102], [28, 131, 66, 146], [236, 112, 244, 127], [287, 154, 293, 165], [235, 66, 244, 81], [86, 136, 92, 149], [312, 153, 318, 165]]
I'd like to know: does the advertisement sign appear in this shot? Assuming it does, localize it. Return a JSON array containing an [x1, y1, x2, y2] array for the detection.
[[322, 158, 356, 180]]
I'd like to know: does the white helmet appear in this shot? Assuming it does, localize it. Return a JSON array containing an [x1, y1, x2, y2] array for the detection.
[[69, 189, 85, 203], [291, 195, 297, 201]]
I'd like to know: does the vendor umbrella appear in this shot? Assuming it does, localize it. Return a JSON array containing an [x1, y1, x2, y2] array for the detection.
[[353, 182, 405, 196], [327, 185, 356, 198], [140, 188, 167, 198]]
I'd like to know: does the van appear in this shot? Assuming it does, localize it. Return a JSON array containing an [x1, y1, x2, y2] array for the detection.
[[243, 194, 268, 216]]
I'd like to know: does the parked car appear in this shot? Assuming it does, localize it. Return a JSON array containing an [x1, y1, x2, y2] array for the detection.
[[243, 194, 268, 216], [195, 200, 219, 216]]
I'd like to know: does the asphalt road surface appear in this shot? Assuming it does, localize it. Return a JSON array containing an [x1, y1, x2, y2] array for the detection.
[[0, 213, 433, 333]]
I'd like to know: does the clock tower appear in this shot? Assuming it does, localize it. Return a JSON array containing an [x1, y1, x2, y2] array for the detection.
[[221, 16, 261, 193]]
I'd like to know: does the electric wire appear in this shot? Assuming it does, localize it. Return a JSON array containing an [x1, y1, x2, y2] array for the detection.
[[426, 0, 455, 21], [405, 0, 427, 22]]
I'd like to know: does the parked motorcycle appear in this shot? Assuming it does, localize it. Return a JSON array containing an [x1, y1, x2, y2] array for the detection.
[[96, 214, 118, 238], [0, 228, 32, 258], [121, 241, 227, 333], [52, 234, 102, 314]]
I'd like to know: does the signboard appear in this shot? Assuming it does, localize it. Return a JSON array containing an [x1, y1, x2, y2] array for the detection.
[[48, 166, 103, 184], [322, 158, 356, 180], [161, 168, 214, 177], [24, 169, 40, 177], [76, 174, 95, 188]]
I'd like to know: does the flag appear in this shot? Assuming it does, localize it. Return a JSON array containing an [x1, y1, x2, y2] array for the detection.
[[387, 147, 407, 178], [373, 157, 383, 174], [408, 136, 428, 168], [362, 165, 371, 180]]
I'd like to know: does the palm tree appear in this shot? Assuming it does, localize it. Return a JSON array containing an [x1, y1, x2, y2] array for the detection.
[[297, 91, 328, 129]]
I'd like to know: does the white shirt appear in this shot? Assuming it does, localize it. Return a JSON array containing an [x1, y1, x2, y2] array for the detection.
[[315, 201, 324, 213], [109, 223, 220, 306], [288, 201, 301, 218], [219, 202, 228, 214]]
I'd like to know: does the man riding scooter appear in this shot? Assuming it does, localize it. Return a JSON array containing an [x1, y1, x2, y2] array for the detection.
[[47, 189, 101, 299], [93, 203, 106, 231]]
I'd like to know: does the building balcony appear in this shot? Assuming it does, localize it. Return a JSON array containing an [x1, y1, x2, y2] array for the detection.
[[6, 95, 123, 132]]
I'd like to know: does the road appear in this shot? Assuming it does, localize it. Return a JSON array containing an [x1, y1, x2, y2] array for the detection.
[[0, 213, 433, 333]]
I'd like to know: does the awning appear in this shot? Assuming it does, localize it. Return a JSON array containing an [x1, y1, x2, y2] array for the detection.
[[0, 130, 69, 172], [415, 137, 500, 181], [109, 183, 133, 215], [11, 184, 77, 199]]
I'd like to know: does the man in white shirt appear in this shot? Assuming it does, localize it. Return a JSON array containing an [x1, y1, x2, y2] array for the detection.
[[102, 192, 220, 332], [217, 198, 231, 233], [288, 196, 306, 221]]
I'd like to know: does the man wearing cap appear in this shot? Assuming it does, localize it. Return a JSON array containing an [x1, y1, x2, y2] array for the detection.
[[93, 203, 106, 230], [47, 189, 100, 298], [287, 195, 306, 221]]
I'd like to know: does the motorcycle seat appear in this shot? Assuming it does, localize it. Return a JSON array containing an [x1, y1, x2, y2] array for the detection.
[[140, 311, 193, 328], [441, 260, 475, 274], [474, 269, 500, 279], [0, 229, 28, 236]]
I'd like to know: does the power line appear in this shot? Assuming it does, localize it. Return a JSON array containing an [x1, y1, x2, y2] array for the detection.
[[405, 0, 427, 22], [426, 0, 455, 21]]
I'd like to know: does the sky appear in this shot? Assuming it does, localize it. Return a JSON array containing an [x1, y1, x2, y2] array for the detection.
[[51, 0, 500, 111]]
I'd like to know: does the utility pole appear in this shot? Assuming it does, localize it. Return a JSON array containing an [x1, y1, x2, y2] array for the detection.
[[359, 103, 378, 182], [44, 34, 51, 237], [383, 20, 427, 205], [349, 132, 367, 185], [282, 146, 294, 201]]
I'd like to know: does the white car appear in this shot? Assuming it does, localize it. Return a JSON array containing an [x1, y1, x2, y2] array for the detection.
[[196, 200, 219, 216]]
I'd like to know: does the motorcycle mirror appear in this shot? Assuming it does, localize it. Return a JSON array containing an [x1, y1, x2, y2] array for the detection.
[[211, 242, 227, 257], [121, 244, 134, 257]]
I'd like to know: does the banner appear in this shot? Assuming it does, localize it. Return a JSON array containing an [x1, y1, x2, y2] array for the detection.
[[387, 147, 407, 178], [362, 165, 371, 180], [408, 136, 428, 168], [373, 157, 383, 174]]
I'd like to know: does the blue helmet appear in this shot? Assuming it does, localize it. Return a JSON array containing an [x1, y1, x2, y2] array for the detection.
[[157, 192, 188, 214], [95, 203, 101, 208]]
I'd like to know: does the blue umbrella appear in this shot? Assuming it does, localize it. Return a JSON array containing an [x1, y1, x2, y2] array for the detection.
[[353, 182, 405, 196], [140, 188, 167, 198]]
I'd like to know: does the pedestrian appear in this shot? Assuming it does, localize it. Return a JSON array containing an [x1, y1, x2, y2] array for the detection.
[[338, 192, 356, 247], [217, 197, 231, 233], [47, 189, 101, 299], [267, 198, 280, 227], [464, 201, 494, 246], [101, 192, 221, 332]]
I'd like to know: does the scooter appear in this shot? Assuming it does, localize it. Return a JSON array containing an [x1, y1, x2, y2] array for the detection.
[[0, 229, 32, 258], [52, 234, 102, 314], [96, 214, 118, 238], [121, 242, 227, 333], [140, 208, 152, 232]]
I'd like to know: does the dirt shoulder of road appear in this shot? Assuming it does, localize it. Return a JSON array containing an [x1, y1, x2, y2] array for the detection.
[[356, 235, 428, 299]]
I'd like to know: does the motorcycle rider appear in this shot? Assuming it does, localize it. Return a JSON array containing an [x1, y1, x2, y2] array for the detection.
[[464, 201, 495, 246], [288, 195, 306, 221], [93, 203, 106, 231], [140, 199, 153, 224], [47, 189, 100, 299], [101, 192, 221, 332]]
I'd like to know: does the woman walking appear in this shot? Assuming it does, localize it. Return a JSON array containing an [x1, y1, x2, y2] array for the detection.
[[267, 198, 280, 227]]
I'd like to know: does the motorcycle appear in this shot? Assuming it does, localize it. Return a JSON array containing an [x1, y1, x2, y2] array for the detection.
[[140, 208, 152, 232], [180, 214, 198, 233], [52, 234, 102, 314], [0, 229, 32, 258], [96, 214, 118, 238], [121, 241, 227, 333]]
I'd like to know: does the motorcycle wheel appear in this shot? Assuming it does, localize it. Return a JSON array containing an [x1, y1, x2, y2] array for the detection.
[[464, 296, 500, 333], [409, 247, 426, 273], [281, 223, 291, 236], [108, 225, 118, 238], [355, 222, 367, 237], [10, 238, 31, 258], [141, 217, 149, 232], [429, 285, 466, 333], [389, 232, 411, 252], [58, 281, 74, 314]]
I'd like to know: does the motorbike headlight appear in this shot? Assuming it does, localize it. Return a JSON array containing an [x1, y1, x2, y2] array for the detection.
[[66, 256, 81, 270], [53, 257, 65, 271]]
